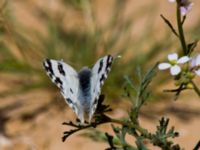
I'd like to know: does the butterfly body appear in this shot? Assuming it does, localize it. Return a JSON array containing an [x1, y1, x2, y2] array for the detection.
[[78, 67, 92, 114], [43, 55, 114, 123]]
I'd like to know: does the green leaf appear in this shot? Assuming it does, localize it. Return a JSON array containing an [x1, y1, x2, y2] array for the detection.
[[136, 137, 149, 150]]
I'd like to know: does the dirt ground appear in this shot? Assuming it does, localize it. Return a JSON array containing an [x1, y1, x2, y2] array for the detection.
[[0, 73, 200, 150]]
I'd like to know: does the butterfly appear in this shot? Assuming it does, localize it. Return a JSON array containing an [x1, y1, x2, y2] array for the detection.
[[43, 55, 114, 124]]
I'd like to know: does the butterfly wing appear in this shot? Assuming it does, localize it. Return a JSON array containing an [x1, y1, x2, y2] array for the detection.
[[89, 55, 113, 120], [43, 59, 84, 123]]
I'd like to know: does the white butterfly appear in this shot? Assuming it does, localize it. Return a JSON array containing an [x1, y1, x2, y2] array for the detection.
[[43, 55, 114, 124]]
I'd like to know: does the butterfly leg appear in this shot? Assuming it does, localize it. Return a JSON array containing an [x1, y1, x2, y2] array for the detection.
[[88, 106, 96, 123]]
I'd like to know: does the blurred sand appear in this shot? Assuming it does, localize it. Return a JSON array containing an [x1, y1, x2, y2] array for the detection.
[[0, 73, 200, 150]]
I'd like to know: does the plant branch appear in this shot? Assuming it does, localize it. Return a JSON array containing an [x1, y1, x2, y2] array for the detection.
[[193, 140, 200, 150], [176, 2, 188, 55], [160, 14, 179, 38], [191, 81, 200, 97], [62, 116, 149, 142]]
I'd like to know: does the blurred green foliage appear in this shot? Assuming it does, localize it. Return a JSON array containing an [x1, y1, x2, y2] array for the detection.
[[0, 0, 199, 99]]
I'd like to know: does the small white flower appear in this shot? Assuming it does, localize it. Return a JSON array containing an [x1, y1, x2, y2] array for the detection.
[[168, 0, 176, 3], [190, 54, 200, 76], [158, 53, 190, 76]]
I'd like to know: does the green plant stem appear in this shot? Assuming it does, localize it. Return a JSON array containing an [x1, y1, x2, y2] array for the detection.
[[176, 2, 188, 55], [191, 81, 200, 97], [110, 118, 148, 137]]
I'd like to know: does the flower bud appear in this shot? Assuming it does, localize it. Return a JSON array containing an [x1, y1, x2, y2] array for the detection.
[[186, 72, 195, 79], [175, 80, 180, 86], [182, 63, 189, 72], [186, 83, 194, 89]]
